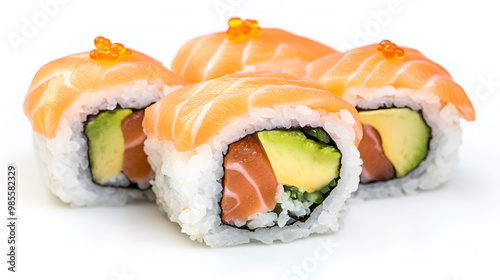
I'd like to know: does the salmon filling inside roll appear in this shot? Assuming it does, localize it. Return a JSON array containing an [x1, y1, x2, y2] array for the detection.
[[221, 127, 342, 229], [357, 107, 431, 184], [84, 108, 152, 189]]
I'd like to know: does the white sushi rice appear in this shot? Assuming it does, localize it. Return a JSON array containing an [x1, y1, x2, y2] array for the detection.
[[33, 79, 183, 207], [145, 105, 362, 247], [342, 86, 463, 199]]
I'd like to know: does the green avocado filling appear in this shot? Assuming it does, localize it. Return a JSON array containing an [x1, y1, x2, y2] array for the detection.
[[257, 128, 341, 220], [84, 108, 132, 185], [358, 108, 431, 178], [223, 127, 343, 229], [257, 129, 341, 193]]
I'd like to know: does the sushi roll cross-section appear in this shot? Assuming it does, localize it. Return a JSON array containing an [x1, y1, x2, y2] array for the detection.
[[285, 40, 475, 198], [23, 36, 187, 206], [221, 129, 342, 228], [143, 72, 363, 247]]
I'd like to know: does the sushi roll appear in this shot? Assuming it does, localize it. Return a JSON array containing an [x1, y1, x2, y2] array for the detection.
[[23, 36, 187, 206], [286, 40, 475, 198], [171, 18, 336, 83], [143, 72, 362, 247]]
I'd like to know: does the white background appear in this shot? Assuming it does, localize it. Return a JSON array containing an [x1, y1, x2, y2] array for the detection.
[[1, 0, 500, 279]]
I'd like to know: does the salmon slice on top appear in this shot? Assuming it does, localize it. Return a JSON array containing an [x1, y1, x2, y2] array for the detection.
[[285, 41, 475, 121], [171, 18, 337, 83], [24, 46, 187, 139], [143, 72, 362, 151]]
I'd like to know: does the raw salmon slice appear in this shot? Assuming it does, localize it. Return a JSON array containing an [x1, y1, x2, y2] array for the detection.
[[24, 50, 187, 139], [143, 72, 362, 152], [358, 123, 395, 183], [286, 43, 475, 121], [121, 110, 151, 186], [221, 134, 279, 223], [171, 21, 336, 83]]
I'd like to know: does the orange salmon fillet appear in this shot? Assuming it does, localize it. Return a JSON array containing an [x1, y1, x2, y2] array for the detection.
[[171, 29, 336, 83], [143, 72, 362, 152], [24, 51, 187, 138], [221, 134, 279, 223], [286, 44, 475, 121], [121, 110, 151, 183]]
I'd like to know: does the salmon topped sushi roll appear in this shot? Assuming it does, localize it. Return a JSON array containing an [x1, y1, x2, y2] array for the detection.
[[171, 18, 337, 83], [24, 36, 186, 206], [143, 72, 362, 247], [286, 40, 475, 198]]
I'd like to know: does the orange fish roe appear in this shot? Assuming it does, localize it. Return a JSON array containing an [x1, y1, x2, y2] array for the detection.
[[377, 40, 404, 59], [226, 18, 261, 43], [89, 36, 132, 63]]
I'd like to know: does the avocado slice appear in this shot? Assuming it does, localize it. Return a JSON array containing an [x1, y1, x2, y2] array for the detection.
[[257, 130, 341, 193], [358, 108, 431, 177], [85, 108, 133, 182]]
